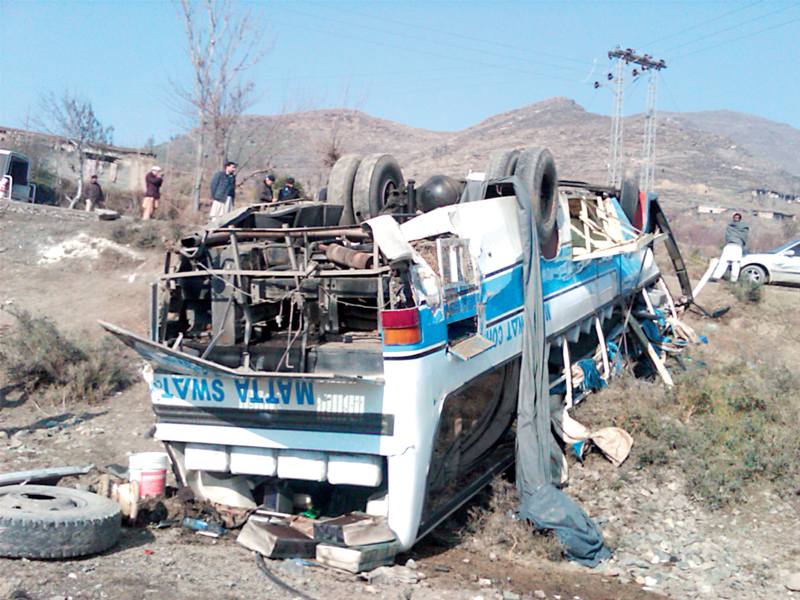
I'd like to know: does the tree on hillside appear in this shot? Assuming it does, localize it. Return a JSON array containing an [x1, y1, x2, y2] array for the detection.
[[35, 91, 114, 208], [170, 0, 273, 213]]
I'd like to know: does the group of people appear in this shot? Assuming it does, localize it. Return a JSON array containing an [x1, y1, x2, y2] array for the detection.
[[83, 165, 164, 220], [84, 162, 300, 221], [209, 163, 301, 219]]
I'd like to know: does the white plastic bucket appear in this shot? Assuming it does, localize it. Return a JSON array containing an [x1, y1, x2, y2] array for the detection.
[[129, 452, 169, 498]]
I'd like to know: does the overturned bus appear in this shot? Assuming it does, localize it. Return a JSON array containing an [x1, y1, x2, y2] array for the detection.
[[104, 147, 681, 550]]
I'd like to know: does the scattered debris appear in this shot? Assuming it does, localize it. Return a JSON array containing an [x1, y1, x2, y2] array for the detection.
[[237, 517, 317, 558], [363, 565, 418, 585], [182, 517, 226, 536], [128, 452, 169, 498], [0, 464, 93, 487], [316, 539, 402, 573], [313, 513, 396, 546]]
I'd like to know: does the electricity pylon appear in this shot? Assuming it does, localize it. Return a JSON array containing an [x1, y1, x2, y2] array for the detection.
[[605, 47, 666, 191]]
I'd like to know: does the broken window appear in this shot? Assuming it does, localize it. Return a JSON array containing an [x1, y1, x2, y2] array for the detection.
[[566, 193, 651, 260]]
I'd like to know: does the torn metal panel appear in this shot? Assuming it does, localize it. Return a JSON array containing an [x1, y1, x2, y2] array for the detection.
[[100, 321, 384, 384]]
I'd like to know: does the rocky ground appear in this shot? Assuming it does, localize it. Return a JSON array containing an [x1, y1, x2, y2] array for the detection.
[[1, 199, 800, 600], [571, 463, 800, 599]]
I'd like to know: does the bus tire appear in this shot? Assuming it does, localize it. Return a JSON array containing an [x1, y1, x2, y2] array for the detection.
[[352, 154, 404, 223], [514, 147, 558, 249], [486, 148, 521, 178], [327, 154, 363, 226], [0, 485, 122, 559]]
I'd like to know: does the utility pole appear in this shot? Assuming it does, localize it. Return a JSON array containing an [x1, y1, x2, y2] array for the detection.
[[607, 55, 626, 188], [640, 58, 667, 194], [604, 47, 666, 190]]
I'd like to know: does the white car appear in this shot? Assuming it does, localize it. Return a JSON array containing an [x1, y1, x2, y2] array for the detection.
[[740, 240, 800, 286]]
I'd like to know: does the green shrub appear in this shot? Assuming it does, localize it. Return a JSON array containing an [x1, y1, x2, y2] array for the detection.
[[729, 280, 762, 303], [0, 309, 136, 406], [576, 359, 800, 510]]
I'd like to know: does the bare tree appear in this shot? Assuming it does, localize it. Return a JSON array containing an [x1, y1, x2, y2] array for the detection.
[[301, 82, 368, 194], [170, 0, 272, 212], [35, 91, 114, 208]]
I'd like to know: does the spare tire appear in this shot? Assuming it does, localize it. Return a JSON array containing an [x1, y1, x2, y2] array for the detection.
[[0, 485, 122, 558], [352, 154, 404, 223], [327, 154, 363, 225], [514, 147, 558, 249], [486, 148, 521, 178]]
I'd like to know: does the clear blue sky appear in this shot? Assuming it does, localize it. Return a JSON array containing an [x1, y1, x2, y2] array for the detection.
[[1, 0, 798, 148]]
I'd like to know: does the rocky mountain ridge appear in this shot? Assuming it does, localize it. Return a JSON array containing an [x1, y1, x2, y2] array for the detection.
[[160, 97, 800, 213]]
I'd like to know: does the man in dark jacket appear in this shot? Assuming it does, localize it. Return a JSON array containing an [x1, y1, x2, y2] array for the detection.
[[209, 161, 236, 219], [256, 173, 275, 203], [711, 212, 749, 282], [278, 177, 301, 201], [85, 175, 104, 212], [142, 166, 163, 220]]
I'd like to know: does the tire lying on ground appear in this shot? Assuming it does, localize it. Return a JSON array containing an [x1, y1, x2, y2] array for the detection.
[[327, 154, 363, 226], [0, 485, 122, 559], [352, 154, 404, 223]]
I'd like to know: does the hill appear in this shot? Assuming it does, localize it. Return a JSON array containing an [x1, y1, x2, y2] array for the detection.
[[662, 109, 800, 179], [159, 98, 800, 213]]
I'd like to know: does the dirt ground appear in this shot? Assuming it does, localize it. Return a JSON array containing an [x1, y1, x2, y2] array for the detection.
[[0, 199, 797, 600]]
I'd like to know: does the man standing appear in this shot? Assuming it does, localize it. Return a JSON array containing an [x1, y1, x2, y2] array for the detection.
[[85, 175, 104, 212], [257, 173, 275, 203], [142, 166, 163, 220], [278, 177, 301, 201], [209, 161, 236, 219], [711, 212, 749, 282]]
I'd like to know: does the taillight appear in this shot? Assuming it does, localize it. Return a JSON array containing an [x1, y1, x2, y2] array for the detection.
[[381, 308, 422, 346]]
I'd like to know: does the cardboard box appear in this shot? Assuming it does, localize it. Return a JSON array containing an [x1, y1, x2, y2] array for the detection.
[[237, 518, 318, 559], [315, 539, 402, 573], [313, 512, 395, 546]]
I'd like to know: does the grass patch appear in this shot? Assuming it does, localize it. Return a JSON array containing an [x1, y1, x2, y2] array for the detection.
[[465, 476, 564, 562], [0, 308, 136, 406], [579, 359, 800, 510], [728, 280, 762, 304]]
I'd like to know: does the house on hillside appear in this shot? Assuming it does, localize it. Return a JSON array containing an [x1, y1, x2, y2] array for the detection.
[[0, 127, 156, 194], [751, 188, 800, 204], [696, 205, 729, 215], [754, 210, 796, 221]]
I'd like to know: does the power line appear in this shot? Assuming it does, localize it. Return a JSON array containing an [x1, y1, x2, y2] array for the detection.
[[641, 1, 763, 47], [270, 16, 583, 86], [277, 4, 590, 77], [662, 1, 800, 53], [674, 13, 800, 59], [312, 1, 594, 68], [659, 74, 683, 113]]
